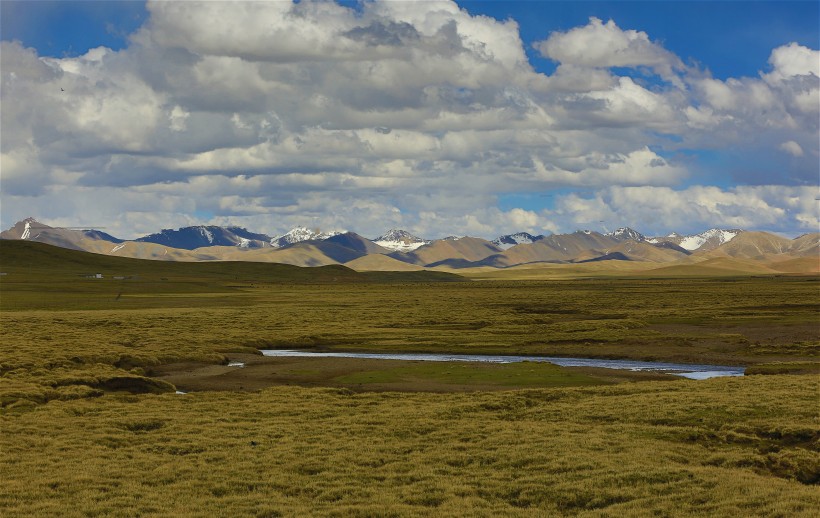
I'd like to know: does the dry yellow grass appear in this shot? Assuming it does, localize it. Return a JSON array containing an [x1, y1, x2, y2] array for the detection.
[[1, 376, 818, 516]]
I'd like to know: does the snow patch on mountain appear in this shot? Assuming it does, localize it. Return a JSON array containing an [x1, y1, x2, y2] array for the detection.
[[199, 226, 214, 244], [21, 221, 31, 240], [373, 229, 430, 252], [678, 229, 740, 251], [646, 228, 742, 251], [678, 235, 707, 251], [110, 243, 126, 253]]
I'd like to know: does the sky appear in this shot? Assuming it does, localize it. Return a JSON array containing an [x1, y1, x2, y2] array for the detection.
[[1, 1, 818, 240]]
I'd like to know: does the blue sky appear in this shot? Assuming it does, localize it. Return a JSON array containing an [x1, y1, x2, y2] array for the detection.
[[1, 1, 818, 238], [465, 1, 819, 79], [5, 1, 817, 78]]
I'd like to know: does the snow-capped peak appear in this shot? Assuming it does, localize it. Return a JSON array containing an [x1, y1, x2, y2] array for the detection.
[[492, 232, 542, 250], [677, 228, 740, 251], [607, 227, 645, 242], [270, 227, 341, 248], [647, 228, 743, 251], [373, 229, 430, 252]]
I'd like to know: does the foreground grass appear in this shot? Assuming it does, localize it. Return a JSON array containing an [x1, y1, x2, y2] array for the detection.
[[1, 376, 818, 516]]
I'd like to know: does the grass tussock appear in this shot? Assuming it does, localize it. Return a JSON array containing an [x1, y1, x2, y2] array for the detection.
[[1, 376, 818, 516]]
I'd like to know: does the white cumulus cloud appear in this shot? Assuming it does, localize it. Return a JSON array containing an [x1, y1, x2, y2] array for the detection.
[[1, 1, 817, 239], [535, 17, 684, 84]]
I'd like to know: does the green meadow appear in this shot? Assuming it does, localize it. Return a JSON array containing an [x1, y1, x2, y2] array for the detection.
[[1, 241, 818, 516]]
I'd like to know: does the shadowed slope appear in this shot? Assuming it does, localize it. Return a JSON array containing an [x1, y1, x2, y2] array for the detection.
[[603, 241, 691, 262], [0, 240, 462, 284]]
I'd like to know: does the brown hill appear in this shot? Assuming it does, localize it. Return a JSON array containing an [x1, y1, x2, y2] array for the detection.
[[699, 231, 792, 259], [0, 219, 103, 252], [263, 244, 341, 267], [345, 254, 425, 272], [788, 233, 820, 256], [391, 237, 502, 266], [101, 241, 204, 261]]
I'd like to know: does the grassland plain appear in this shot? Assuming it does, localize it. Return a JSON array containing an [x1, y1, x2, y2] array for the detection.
[[1, 241, 819, 516]]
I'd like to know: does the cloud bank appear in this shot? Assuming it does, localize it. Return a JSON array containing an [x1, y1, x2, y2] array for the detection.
[[1, 1, 817, 239]]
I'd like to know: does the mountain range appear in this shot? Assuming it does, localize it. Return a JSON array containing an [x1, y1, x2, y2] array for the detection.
[[1, 218, 817, 274]]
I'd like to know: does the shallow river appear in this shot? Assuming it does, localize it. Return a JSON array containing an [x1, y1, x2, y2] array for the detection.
[[261, 350, 744, 380]]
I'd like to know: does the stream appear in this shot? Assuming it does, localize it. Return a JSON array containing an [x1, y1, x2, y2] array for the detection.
[[260, 350, 745, 380]]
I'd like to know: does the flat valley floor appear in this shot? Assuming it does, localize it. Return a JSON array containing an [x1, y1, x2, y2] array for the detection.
[[1, 245, 818, 516]]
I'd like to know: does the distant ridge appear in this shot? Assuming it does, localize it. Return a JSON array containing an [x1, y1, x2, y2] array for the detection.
[[136, 226, 271, 250], [1, 218, 816, 273]]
